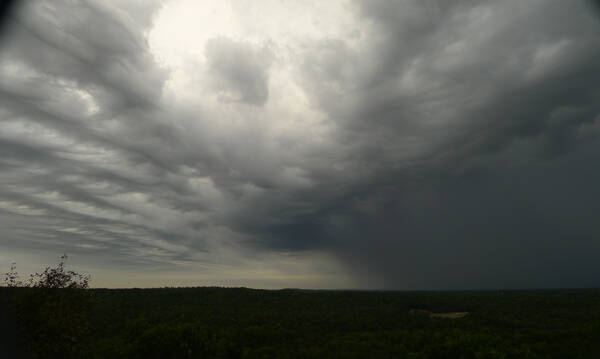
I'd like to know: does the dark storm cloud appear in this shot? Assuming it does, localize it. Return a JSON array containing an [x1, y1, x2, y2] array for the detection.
[[0, 0, 19, 36], [240, 0, 600, 288], [0, 0, 298, 271], [2, 0, 600, 288], [2, 2, 165, 109], [0, 0, 197, 264], [205, 37, 272, 106], [344, 0, 600, 289]]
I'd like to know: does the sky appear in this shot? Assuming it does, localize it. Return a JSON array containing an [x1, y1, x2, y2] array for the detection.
[[1, 0, 599, 289]]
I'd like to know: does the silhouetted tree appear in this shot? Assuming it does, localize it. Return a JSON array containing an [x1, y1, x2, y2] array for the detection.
[[28, 254, 90, 289], [3, 255, 92, 359], [4, 262, 21, 287], [3, 255, 90, 289]]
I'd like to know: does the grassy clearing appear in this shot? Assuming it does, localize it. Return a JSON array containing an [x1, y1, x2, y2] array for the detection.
[[409, 308, 469, 319], [430, 311, 469, 319]]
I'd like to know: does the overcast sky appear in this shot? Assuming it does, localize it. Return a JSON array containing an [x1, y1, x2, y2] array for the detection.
[[1, 0, 599, 289]]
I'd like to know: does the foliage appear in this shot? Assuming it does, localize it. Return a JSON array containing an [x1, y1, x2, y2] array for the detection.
[[28, 255, 90, 289], [2, 266, 600, 358], [79, 288, 600, 358], [4, 262, 20, 287], [4, 255, 90, 289], [2, 255, 92, 359]]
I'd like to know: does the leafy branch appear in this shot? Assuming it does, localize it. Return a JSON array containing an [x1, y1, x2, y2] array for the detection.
[[3, 254, 90, 289]]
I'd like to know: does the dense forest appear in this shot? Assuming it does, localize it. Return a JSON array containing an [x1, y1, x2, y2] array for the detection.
[[1, 284, 600, 358]]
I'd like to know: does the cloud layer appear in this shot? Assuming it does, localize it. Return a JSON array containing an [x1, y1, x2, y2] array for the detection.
[[1, 0, 600, 289]]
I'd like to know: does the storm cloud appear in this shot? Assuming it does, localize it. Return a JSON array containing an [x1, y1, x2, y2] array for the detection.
[[1, 0, 599, 289]]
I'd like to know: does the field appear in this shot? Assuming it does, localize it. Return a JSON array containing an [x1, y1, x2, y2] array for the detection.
[[1, 287, 600, 358]]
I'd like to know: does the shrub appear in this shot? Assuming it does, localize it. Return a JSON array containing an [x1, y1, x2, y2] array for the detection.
[[3, 255, 92, 359]]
